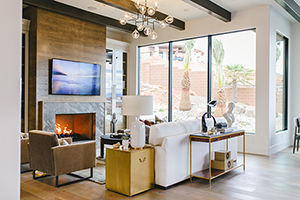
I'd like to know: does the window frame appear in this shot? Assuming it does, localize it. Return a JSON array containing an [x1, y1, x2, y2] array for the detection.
[[138, 28, 257, 134], [275, 33, 289, 133]]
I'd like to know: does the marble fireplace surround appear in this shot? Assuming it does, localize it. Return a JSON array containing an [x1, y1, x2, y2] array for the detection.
[[38, 101, 105, 155]]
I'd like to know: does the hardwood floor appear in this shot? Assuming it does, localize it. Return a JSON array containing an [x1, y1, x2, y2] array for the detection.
[[21, 147, 300, 200]]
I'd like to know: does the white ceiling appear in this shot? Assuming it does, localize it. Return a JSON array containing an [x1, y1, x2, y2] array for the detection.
[[54, 0, 297, 24]]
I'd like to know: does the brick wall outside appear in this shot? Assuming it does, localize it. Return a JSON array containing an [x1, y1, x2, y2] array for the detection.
[[141, 60, 257, 106]]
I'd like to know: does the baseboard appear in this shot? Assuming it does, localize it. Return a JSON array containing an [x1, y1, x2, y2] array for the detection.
[[269, 139, 291, 155]]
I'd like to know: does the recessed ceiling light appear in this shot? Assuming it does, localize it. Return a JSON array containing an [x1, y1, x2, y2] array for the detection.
[[184, 9, 189, 12], [87, 6, 97, 11]]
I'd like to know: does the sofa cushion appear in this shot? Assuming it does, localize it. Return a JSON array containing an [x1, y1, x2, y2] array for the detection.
[[149, 119, 201, 146]]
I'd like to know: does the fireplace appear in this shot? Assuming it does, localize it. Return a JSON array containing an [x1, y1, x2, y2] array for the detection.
[[39, 101, 104, 156], [55, 113, 96, 141]]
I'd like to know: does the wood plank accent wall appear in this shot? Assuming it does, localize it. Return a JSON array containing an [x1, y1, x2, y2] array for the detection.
[[24, 7, 106, 130]]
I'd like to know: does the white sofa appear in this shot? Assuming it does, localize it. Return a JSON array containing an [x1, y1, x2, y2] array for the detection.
[[149, 118, 237, 188]]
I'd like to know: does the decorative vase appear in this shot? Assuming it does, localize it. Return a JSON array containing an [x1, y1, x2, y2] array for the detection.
[[122, 139, 129, 150]]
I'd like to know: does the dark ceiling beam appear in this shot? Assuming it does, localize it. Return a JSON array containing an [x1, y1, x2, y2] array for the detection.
[[95, 0, 185, 30], [23, 0, 140, 34], [182, 0, 231, 22], [275, 0, 300, 23]]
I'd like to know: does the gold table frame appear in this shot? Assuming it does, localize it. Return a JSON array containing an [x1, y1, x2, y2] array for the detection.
[[190, 130, 245, 186]]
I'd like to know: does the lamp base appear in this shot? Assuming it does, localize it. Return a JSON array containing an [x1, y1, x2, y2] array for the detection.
[[130, 120, 145, 149]]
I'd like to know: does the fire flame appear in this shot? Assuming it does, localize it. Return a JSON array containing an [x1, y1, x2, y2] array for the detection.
[[55, 123, 72, 134]]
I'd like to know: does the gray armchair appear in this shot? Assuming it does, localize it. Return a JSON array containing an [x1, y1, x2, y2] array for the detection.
[[28, 130, 96, 187], [21, 137, 33, 173], [21, 138, 29, 164]]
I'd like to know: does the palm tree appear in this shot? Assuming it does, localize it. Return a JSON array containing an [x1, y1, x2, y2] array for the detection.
[[179, 40, 195, 111], [225, 64, 254, 103], [212, 38, 227, 117]]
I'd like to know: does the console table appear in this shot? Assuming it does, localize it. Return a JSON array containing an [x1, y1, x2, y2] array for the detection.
[[190, 130, 245, 186]]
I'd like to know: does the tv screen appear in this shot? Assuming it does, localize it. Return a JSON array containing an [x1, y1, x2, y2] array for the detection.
[[51, 58, 101, 95]]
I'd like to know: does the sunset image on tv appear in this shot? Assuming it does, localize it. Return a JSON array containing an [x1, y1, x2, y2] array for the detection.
[[51, 59, 101, 95]]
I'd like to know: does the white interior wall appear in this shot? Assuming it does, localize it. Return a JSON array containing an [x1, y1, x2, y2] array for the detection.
[[290, 23, 300, 143], [128, 6, 273, 155], [269, 7, 292, 155], [0, 1, 22, 199]]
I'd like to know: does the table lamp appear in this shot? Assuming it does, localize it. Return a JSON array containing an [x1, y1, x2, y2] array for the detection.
[[122, 95, 153, 149]]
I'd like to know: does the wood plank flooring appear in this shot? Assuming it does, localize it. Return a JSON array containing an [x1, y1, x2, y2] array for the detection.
[[21, 147, 300, 200]]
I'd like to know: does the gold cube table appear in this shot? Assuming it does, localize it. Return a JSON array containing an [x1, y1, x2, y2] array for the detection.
[[106, 147, 154, 196]]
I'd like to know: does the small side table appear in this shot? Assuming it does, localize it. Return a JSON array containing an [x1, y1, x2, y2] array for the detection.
[[106, 147, 154, 196], [100, 134, 122, 158]]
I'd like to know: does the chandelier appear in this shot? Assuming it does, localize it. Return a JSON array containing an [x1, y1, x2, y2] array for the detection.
[[119, 0, 174, 40]]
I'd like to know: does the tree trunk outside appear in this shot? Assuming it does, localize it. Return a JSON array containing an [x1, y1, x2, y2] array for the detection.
[[214, 87, 227, 117], [179, 70, 191, 111]]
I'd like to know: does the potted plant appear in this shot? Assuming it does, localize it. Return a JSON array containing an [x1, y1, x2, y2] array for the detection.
[[121, 135, 130, 150]]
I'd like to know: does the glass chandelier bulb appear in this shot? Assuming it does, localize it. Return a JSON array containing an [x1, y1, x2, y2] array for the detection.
[[159, 20, 167, 28], [147, 7, 155, 16], [144, 25, 152, 36], [119, 18, 127, 25], [135, 0, 141, 9], [137, 24, 144, 31], [153, 1, 159, 10], [132, 29, 140, 39], [139, 5, 146, 15], [165, 15, 174, 24], [150, 30, 158, 40], [123, 12, 132, 20]]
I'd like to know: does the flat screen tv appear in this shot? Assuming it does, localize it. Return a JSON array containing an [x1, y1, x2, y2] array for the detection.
[[50, 58, 101, 95]]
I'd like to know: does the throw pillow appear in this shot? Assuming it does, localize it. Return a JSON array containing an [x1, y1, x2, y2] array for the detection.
[[21, 132, 29, 139], [59, 138, 69, 146]]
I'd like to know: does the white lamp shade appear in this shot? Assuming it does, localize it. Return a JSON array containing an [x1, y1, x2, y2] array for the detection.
[[122, 95, 153, 116], [122, 95, 153, 149]]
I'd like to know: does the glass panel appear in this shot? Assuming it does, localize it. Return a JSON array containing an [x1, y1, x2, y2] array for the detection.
[[105, 49, 113, 133], [105, 49, 126, 133], [172, 38, 208, 121], [115, 51, 126, 131], [139, 43, 169, 122], [212, 30, 256, 133], [276, 34, 287, 132]]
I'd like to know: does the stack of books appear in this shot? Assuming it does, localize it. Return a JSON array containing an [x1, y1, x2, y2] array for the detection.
[[217, 127, 235, 133]]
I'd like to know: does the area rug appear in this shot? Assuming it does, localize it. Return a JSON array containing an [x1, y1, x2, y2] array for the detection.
[[72, 157, 106, 185]]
